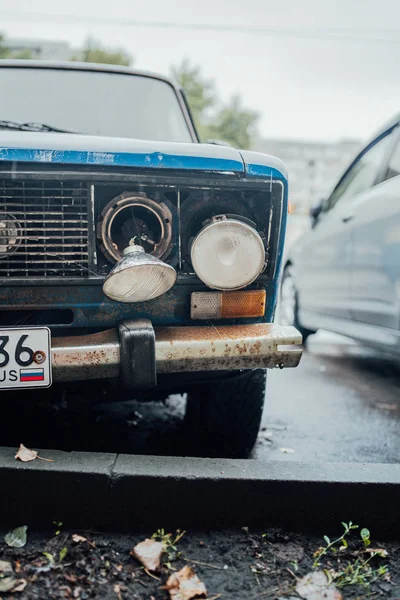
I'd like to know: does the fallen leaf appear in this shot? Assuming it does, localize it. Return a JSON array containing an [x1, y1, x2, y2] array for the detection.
[[0, 576, 27, 593], [0, 577, 18, 593], [0, 560, 13, 574], [15, 444, 38, 462], [71, 533, 95, 548], [15, 443, 53, 463], [375, 403, 397, 411], [366, 547, 388, 558], [131, 538, 164, 572], [297, 571, 342, 600], [279, 447, 295, 454], [114, 583, 122, 600], [5, 525, 28, 548], [11, 579, 27, 593], [164, 565, 207, 600]]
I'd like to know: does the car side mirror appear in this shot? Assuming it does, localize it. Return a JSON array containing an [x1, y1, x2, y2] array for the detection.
[[310, 200, 324, 227]]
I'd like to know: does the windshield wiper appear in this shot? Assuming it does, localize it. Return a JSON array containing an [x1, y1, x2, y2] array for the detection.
[[0, 120, 77, 134]]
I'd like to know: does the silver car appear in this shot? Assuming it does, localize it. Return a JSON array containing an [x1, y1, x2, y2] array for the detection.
[[281, 113, 400, 355]]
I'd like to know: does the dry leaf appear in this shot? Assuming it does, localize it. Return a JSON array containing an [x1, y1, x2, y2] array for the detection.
[[5, 526, 28, 548], [375, 403, 397, 410], [296, 571, 342, 600], [11, 579, 27, 593], [72, 534, 87, 543], [0, 560, 13, 574], [15, 444, 38, 462], [365, 547, 388, 557], [164, 565, 207, 600], [71, 533, 95, 548], [0, 577, 18, 593], [131, 538, 164, 572], [0, 577, 27, 593], [15, 443, 53, 463], [114, 583, 122, 600]]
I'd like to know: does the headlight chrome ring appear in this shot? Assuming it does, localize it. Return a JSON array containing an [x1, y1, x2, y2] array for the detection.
[[98, 192, 173, 263]]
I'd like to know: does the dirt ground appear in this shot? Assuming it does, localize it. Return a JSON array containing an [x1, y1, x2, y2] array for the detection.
[[0, 527, 398, 599]]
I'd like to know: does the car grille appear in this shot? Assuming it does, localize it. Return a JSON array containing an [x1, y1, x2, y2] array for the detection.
[[0, 179, 89, 277]]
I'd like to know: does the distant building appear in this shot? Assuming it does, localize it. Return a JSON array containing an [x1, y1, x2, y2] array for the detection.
[[4, 37, 72, 61], [253, 137, 361, 213]]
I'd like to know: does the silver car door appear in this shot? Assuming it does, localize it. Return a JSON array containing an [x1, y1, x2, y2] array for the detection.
[[350, 127, 400, 328]]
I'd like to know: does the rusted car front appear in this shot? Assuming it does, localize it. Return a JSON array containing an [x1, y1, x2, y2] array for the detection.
[[0, 61, 302, 457]]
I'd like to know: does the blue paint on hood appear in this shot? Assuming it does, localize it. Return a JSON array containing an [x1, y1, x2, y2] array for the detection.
[[0, 133, 289, 182], [240, 150, 288, 183], [0, 132, 245, 174]]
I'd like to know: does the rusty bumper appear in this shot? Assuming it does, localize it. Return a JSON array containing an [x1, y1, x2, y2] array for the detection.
[[52, 323, 302, 383]]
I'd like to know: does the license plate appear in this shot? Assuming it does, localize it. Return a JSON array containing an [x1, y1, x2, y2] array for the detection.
[[0, 327, 52, 390]]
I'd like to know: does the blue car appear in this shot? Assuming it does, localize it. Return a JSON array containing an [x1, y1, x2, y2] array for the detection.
[[0, 60, 302, 457], [281, 114, 400, 355]]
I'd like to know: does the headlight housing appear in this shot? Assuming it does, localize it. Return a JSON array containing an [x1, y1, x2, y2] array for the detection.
[[190, 217, 265, 290], [98, 192, 173, 263]]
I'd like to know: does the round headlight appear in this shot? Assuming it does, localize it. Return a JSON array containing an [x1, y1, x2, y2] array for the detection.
[[191, 218, 265, 290]]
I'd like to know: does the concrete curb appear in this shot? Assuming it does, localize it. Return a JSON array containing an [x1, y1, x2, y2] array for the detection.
[[0, 447, 399, 535]]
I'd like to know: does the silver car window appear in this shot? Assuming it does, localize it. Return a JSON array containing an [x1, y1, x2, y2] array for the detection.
[[384, 134, 400, 181], [326, 131, 395, 211]]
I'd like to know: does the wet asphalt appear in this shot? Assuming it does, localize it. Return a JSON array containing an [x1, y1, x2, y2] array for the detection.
[[0, 331, 399, 464], [260, 331, 400, 463]]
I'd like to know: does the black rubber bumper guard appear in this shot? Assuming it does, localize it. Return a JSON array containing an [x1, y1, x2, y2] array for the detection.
[[118, 319, 156, 389]]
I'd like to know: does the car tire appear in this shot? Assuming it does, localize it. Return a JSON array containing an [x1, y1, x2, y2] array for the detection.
[[280, 265, 315, 342], [184, 369, 266, 459]]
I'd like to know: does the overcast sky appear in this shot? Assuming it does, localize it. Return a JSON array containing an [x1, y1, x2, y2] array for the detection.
[[1, 0, 399, 142]]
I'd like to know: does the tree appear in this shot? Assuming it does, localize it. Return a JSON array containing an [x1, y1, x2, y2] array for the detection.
[[171, 59, 215, 140], [171, 59, 259, 149], [72, 38, 132, 67], [207, 95, 259, 150]]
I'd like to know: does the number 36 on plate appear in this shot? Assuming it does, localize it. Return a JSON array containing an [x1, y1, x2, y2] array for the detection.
[[0, 327, 52, 390]]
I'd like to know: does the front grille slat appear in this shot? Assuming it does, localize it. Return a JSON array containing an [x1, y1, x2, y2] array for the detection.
[[0, 179, 90, 278]]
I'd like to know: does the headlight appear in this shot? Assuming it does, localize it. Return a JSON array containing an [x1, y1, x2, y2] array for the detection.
[[191, 217, 265, 290], [103, 245, 176, 303]]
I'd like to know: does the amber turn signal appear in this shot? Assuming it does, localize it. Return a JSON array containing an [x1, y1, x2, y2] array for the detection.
[[191, 290, 266, 320]]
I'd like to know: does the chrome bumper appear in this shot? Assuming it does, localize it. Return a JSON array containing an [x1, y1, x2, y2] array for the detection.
[[52, 323, 302, 382]]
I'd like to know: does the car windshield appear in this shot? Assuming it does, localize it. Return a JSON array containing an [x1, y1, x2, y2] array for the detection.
[[0, 67, 193, 143]]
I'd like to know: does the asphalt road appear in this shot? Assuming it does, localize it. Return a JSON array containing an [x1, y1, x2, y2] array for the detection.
[[1, 331, 399, 464], [261, 331, 400, 463]]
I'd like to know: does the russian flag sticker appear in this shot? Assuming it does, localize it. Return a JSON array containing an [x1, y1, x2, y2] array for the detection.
[[20, 368, 45, 382]]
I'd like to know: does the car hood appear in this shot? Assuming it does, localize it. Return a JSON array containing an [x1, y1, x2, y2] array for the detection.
[[0, 132, 287, 181], [0, 131, 245, 174]]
